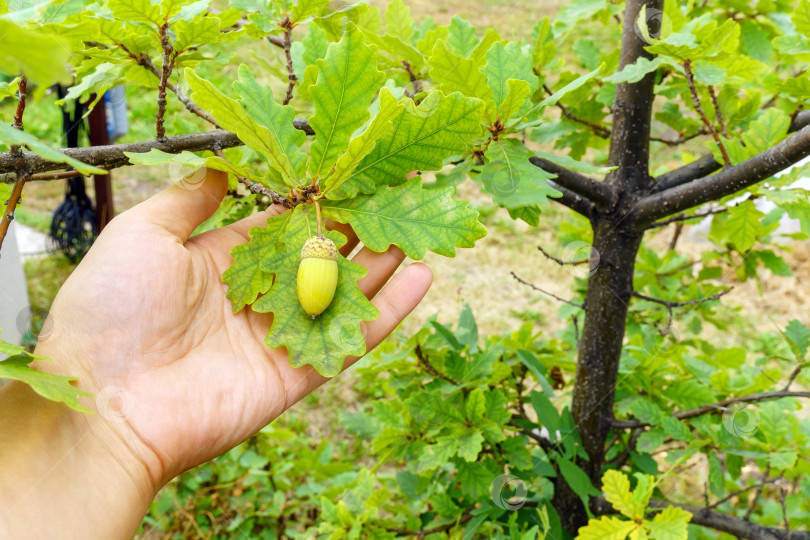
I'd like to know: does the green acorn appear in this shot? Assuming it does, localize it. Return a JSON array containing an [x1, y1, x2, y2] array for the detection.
[[297, 234, 338, 318]]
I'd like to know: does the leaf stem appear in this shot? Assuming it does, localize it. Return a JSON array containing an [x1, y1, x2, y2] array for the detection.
[[314, 198, 323, 236]]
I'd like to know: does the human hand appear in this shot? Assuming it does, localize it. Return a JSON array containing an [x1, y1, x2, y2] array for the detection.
[[0, 168, 431, 538]]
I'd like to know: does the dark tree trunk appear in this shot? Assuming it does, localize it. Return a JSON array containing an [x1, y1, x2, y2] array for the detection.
[[551, 0, 661, 533]]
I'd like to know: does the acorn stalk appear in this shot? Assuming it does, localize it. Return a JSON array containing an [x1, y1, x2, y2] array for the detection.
[[297, 234, 338, 318]]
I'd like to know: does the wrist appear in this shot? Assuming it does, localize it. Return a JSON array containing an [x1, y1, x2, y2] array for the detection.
[[0, 375, 157, 538]]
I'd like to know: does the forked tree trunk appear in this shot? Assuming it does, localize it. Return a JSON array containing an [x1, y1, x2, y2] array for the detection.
[[550, 0, 661, 532]]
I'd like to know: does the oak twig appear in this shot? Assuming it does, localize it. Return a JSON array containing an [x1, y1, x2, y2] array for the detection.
[[631, 287, 732, 335], [0, 174, 27, 254], [280, 17, 296, 105], [648, 206, 728, 228], [0, 123, 313, 178], [156, 23, 175, 141], [511, 271, 585, 310], [537, 245, 593, 266], [212, 148, 290, 207], [266, 34, 284, 48], [632, 121, 810, 225], [654, 110, 810, 193], [414, 345, 460, 386], [1, 78, 30, 254], [783, 362, 807, 391], [543, 84, 611, 138], [683, 60, 730, 166], [708, 85, 727, 137], [708, 481, 770, 510], [650, 127, 708, 145], [744, 464, 771, 521], [613, 389, 810, 429], [529, 156, 613, 207], [10, 76, 27, 155]]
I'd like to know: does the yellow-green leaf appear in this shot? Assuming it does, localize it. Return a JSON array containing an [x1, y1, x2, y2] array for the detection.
[[308, 24, 385, 180], [253, 205, 378, 377], [321, 177, 486, 259], [184, 68, 299, 188]]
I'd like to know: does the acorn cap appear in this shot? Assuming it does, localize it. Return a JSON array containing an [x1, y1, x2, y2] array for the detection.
[[301, 235, 338, 261]]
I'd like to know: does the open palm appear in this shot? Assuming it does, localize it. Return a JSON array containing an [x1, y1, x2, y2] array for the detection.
[[35, 168, 432, 489]]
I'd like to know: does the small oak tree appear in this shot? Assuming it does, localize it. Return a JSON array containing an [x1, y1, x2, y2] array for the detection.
[[2, 0, 810, 537]]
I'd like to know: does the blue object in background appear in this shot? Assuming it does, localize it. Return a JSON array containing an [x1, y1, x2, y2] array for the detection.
[[104, 86, 128, 142]]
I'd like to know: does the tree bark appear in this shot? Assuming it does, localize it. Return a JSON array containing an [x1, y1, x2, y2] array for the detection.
[[553, 221, 643, 532], [551, 0, 660, 532]]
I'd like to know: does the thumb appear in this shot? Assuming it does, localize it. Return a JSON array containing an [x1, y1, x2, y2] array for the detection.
[[134, 167, 228, 241]]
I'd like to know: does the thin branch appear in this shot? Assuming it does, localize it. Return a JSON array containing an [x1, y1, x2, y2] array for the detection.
[[537, 245, 593, 266], [609, 427, 643, 469], [783, 362, 807, 391], [654, 110, 810, 193], [708, 85, 727, 137], [156, 23, 175, 140], [744, 464, 770, 521], [0, 130, 240, 177], [266, 34, 284, 48], [414, 345, 460, 385], [1, 78, 29, 254], [212, 148, 290, 207], [653, 153, 723, 192], [780, 487, 791, 537], [683, 60, 730, 166], [511, 271, 585, 310], [650, 127, 708, 145], [543, 83, 611, 138], [280, 17, 296, 105], [507, 419, 556, 453], [632, 288, 732, 334], [9, 76, 27, 155], [387, 510, 473, 537], [789, 109, 810, 132], [708, 480, 771, 510], [529, 156, 614, 207], [593, 496, 810, 540], [613, 389, 810, 429], [133, 53, 219, 128], [630, 122, 810, 226], [0, 120, 312, 178], [648, 206, 728, 228], [668, 222, 683, 250], [549, 183, 597, 217], [0, 174, 27, 254]]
